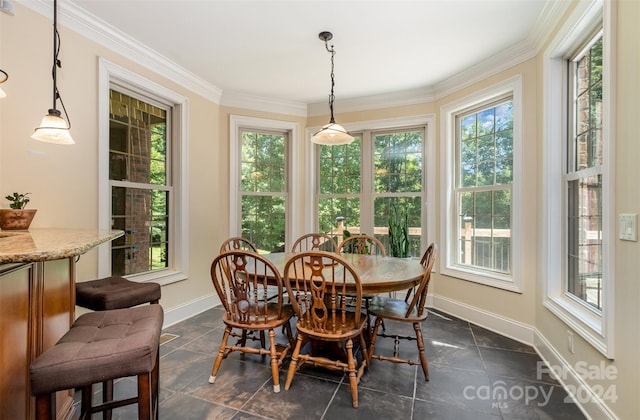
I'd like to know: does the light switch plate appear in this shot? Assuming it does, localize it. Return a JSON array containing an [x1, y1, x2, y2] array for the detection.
[[619, 214, 637, 241]]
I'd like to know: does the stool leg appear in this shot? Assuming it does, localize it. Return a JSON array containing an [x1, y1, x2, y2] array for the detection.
[[102, 380, 113, 420], [137, 371, 152, 420], [81, 384, 92, 418], [35, 394, 55, 420]]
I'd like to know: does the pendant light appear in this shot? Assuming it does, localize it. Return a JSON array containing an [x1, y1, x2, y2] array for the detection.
[[31, 0, 74, 145], [0, 69, 7, 98], [311, 31, 354, 146]]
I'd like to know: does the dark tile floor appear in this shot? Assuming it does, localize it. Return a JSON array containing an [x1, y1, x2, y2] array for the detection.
[[75, 307, 587, 419]]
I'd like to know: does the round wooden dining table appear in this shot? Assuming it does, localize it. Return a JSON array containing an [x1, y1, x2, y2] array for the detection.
[[262, 252, 426, 294]]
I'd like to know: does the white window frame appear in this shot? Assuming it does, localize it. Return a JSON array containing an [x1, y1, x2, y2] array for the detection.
[[440, 75, 523, 292], [542, 0, 615, 358], [306, 115, 436, 255], [229, 115, 298, 250], [98, 58, 189, 285]]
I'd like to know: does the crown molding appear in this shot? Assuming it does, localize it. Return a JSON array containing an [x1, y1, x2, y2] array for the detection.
[[220, 90, 307, 117], [17, 0, 222, 104], [527, 0, 574, 53], [307, 86, 436, 117]]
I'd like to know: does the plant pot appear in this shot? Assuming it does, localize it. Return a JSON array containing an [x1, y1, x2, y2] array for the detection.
[[0, 209, 37, 230]]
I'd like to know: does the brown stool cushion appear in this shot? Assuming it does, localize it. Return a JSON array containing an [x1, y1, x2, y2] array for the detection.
[[76, 276, 161, 310], [30, 305, 163, 395]]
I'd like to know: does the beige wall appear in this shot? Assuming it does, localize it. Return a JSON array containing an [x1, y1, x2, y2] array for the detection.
[[1, 1, 638, 418]]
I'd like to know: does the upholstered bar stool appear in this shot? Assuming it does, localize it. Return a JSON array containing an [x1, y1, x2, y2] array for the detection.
[[30, 305, 163, 419], [75, 276, 161, 419], [76, 276, 161, 310]]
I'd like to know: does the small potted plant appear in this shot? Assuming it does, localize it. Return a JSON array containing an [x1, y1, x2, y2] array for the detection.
[[0, 192, 37, 230]]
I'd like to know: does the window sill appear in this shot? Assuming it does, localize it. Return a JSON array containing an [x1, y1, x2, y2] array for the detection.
[[126, 270, 187, 287], [543, 294, 612, 359], [441, 265, 522, 293]]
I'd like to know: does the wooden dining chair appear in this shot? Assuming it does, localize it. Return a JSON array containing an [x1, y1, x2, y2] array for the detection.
[[209, 250, 295, 392], [219, 236, 258, 253], [283, 251, 369, 408], [366, 243, 437, 381], [291, 232, 338, 253], [337, 234, 386, 256]]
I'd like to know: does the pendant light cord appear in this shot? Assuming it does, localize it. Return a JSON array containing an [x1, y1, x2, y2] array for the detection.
[[324, 39, 336, 124], [51, 0, 71, 129]]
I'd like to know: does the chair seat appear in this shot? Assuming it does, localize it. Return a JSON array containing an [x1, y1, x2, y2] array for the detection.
[[224, 303, 295, 330], [30, 305, 163, 395], [76, 276, 161, 310], [297, 310, 368, 340], [368, 296, 429, 322]]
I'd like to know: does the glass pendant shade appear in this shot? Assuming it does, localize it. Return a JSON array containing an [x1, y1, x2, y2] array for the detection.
[[0, 86, 5, 98], [31, 109, 75, 145], [311, 122, 354, 145]]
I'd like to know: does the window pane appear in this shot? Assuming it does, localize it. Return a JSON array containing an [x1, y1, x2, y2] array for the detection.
[[567, 175, 602, 310], [111, 186, 168, 275], [319, 138, 361, 194], [458, 101, 513, 188], [374, 131, 422, 193], [457, 189, 511, 274], [318, 197, 361, 239], [241, 131, 286, 193], [374, 196, 422, 257], [109, 90, 167, 185], [241, 195, 286, 253], [574, 37, 603, 170]]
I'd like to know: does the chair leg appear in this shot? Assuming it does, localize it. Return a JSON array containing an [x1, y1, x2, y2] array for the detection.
[[413, 322, 429, 381], [209, 326, 232, 383], [345, 338, 359, 408], [267, 329, 281, 392], [358, 332, 369, 372], [367, 317, 383, 366], [284, 334, 304, 391]]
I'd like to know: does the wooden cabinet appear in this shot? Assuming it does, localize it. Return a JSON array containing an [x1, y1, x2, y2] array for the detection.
[[0, 258, 75, 419]]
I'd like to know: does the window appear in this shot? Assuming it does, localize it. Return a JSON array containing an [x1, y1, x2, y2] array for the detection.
[[456, 100, 513, 274], [316, 118, 431, 257], [567, 35, 603, 310], [542, 0, 613, 357], [109, 90, 170, 276], [98, 59, 188, 285], [441, 76, 523, 292], [239, 129, 287, 252], [229, 116, 298, 252]]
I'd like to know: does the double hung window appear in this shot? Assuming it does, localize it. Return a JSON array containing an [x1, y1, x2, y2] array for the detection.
[[441, 76, 522, 291], [317, 124, 428, 257], [542, 0, 613, 357], [99, 59, 188, 284]]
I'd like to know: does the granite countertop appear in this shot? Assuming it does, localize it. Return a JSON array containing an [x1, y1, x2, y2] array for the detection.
[[0, 229, 124, 264]]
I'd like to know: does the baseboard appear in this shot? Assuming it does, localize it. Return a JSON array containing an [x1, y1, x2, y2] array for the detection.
[[431, 294, 535, 345], [534, 331, 618, 420], [430, 293, 616, 420], [162, 292, 219, 328]]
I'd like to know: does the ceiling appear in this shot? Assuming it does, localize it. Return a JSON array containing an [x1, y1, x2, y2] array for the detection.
[[67, 0, 551, 107]]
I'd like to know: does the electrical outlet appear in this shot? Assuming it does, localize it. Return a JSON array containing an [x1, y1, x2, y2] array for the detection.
[[567, 331, 574, 354]]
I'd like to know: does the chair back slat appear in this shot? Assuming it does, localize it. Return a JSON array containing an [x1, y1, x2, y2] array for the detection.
[[338, 234, 386, 256], [219, 237, 258, 253], [284, 251, 361, 335], [291, 233, 338, 253], [405, 243, 437, 318], [211, 250, 284, 325]]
